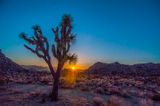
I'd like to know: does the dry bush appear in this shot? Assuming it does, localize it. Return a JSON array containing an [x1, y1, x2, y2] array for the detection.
[[93, 96, 106, 106], [138, 98, 153, 106], [95, 87, 105, 94], [71, 97, 89, 106], [107, 95, 131, 106]]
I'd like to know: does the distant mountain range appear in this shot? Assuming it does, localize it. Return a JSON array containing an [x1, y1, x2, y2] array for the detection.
[[86, 62, 160, 76], [21, 65, 49, 72], [1, 49, 160, 79]]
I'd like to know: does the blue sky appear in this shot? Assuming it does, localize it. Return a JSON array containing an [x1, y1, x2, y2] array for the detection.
[[0, 0, 160, 66]]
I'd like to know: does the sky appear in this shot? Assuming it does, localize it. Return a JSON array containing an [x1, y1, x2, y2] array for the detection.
[[0, 0, 160, 68]]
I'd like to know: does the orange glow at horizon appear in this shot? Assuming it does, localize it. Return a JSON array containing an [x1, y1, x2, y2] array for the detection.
[[64, 64, 89, 70], [13, 51, 92, 71], [17, 59, 90, 70], [14, 55, 90, 70]]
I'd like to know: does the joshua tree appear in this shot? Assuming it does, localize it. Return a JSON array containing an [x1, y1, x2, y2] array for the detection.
[[20, 15, 77, 101]]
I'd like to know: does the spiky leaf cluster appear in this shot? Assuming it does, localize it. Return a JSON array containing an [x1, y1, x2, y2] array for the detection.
[[52, 15, 77, 64], [20, 25, 50, 63], [20, 15, 77, 70]]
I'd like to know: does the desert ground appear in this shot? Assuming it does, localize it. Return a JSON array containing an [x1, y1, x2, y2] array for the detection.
[[1, 74, 160, 106]]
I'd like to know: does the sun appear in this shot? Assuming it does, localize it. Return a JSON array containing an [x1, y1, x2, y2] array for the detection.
[[71, 66, 75, 70]]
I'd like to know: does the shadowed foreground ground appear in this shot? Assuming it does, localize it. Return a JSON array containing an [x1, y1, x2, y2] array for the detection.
[[0, 83, 107, 106], [0, 82, 160, 106]]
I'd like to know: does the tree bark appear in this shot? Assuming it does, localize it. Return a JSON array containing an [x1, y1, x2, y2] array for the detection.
[[46, 60, 59, 101], [46, 60, 55, 78], [51, 76, 59, 101], [50, 62, 63, 101]]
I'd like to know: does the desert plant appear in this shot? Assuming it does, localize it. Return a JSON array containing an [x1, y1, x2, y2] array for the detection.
[[19, 15, 77, 101]]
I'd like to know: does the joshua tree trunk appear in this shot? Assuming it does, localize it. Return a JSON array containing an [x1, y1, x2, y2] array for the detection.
[[47, 61, 59, 101], [51, 76, 59, 101], [50, 62, 63, 101]]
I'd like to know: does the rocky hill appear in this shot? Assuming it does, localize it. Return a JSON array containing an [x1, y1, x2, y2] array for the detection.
[[0, 51, 26, 72], [0, 50, 51, 84], [86, 62, 160, 76]]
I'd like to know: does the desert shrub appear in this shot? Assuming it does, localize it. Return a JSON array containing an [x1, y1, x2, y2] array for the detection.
[[0, 79, 6, 85], [72, 97, 89, 106], [151, 94, 160, 101], [0, 75, 8, 85], [60, 77, 75, 89], [95, 87, 105, 94], [93, 96, 106, 106], [30, 91, 42, 98], [40, 80, 49, 85], [107, 86, 120, 95], [120, 89, 130, 98], [138, 98, 153, 106], [80, 85, 90, 91], [107, 95, 131, 106]]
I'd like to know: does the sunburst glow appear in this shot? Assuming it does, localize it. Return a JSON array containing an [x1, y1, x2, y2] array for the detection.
[[71, 66, 75, 70]]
